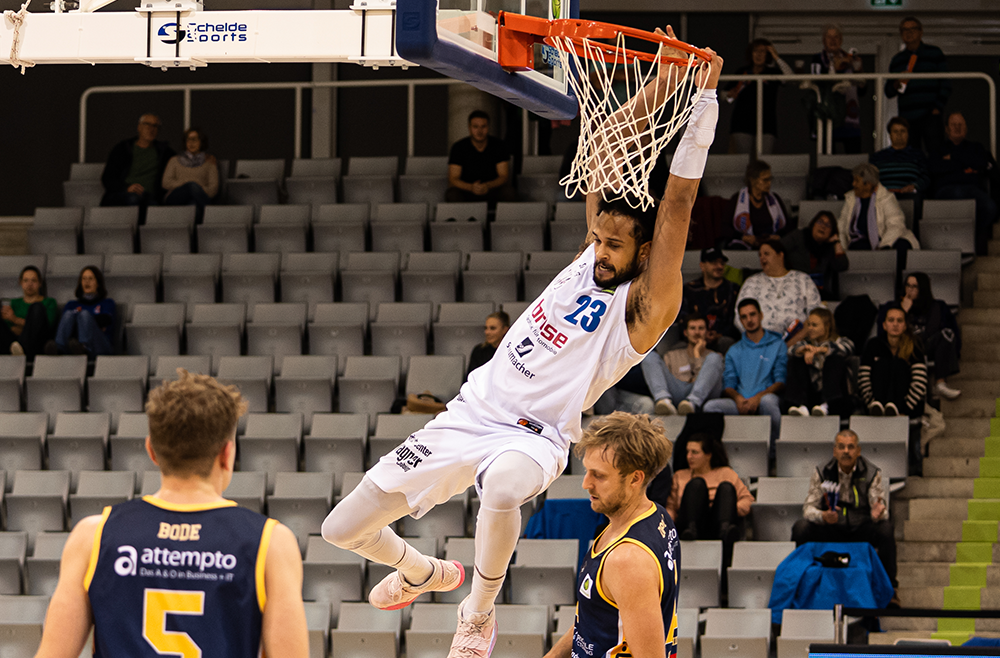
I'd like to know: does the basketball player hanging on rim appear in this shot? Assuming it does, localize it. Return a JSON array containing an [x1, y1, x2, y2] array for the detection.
[[322, 30, 724, 658]]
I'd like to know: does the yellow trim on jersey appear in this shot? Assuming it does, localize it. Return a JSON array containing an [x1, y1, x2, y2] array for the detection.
[[142, 495, 238, 512], [83, 506, 113, 592], [255, 518, 278, 612], [592, 504, 662, 608], [589, 503, 658, 559]]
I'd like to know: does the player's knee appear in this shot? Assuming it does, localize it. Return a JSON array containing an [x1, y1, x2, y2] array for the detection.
[[321, 507, 367, 550]]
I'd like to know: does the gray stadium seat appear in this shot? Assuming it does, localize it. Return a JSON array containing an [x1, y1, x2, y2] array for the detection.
[[329, 602, 400, 658], [275, 355, 337, 433], [280, 253, 338, 321], [370, 302, 432, 376], [223, 471, 267, 513], [405, 355, 463, 402], [777, 609, 835, 658], [186, 303, 246, 375], [0, 355, 25, 412], [753, 477, 812, 542], [405, 156, 447, 176], [401, 251, 461, 305], [308, 302, 368, 374], [722, 415, 770, 480], [701, 608, 771, 658], [399, 175, 448, 206], [267, 471, 334, 552], [304, 600, 332, 658], [26, 355, 88, 431], [216, 355, 273, 423], [524, 251, 574, 301], [342, 175, 394, 207], [490, 220, 545, 253], [508, 538, 578, 605], [292, 157, 342, 179], [338, 355, 401, 433], [429, 220, 484, 254], [369, 412, 433, 466], [340, 253, 400, 319], [0, 532, 27, 595], [549, 219, 587, 252], [6, 471, 70, 551], [69, 470, 134, 527], [677, 539, 722, 608], [82, 207, 138, 255], [302, 536, 365, 627], [703, 154, 750, 198], [775, 415, 842, 478], [553, 202, 586, 222], [0, 593, 49, 657], [838, 250, 897, 304], [240, 413, 302, 494], [849, 415, 909, 479], [305, 413, 367, 494], [517, 173, 567, 205], [247, 302, 307, 374], [676, 608, 700, 658], [905, 250, 961, 307], [0, 412, 46, 481], [126, 303, 185, 371], [110, 412, 154, 487], [163, 253, 220, 319], [139, 206, 195, 256], [48, 412, 110, 488], [348, 156, 398, 177], [197, 211, 250, 255], [767, 154, 810, 208], [286, 175, 338, 207], [439, 537, 474, 603], [222, 253, 279, 307], [29, 208, 80, 256], [727, 541, 796, 609], [463, 251, 522, 304], [104, 253, 161, 313], [87, 355, 149, 432]]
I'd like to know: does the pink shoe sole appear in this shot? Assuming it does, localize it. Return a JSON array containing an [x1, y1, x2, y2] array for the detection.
[[382, 560, 466, 611]]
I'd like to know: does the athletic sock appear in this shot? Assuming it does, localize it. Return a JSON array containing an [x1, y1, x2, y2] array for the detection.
[[355, 527, 434, 586], [467, 566, 505, 617], [467, 505, 521, 614]]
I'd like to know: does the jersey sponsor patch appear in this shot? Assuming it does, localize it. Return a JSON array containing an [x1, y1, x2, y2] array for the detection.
[[579, 573, 593, 599], [515, 337, 534, 357], [394, 437, 433, 473], [517, 418, 544, 434]]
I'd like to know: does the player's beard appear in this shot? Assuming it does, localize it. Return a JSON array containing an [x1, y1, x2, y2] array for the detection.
[[590, 482, 629, 517], [593, 254, 641, 289]]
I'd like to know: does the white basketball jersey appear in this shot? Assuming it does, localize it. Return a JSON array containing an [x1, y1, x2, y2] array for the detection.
[[459, 243, 652, 449]]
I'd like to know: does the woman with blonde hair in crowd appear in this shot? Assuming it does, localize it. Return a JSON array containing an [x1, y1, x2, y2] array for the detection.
[[785, 307, 854, 417]]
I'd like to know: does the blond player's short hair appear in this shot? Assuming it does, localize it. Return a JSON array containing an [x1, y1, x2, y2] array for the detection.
[[145, 369, 247, 477], [574, 411, 673, 486]]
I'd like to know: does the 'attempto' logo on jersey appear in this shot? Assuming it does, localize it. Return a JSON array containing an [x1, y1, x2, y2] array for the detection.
[[114, 544, 238, 576]]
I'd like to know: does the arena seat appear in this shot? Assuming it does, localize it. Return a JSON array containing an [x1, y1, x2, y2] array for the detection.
[[63, 179, 104, 208], [767, 154, 810, 208], [329, 602, 401, 658], [777, 609, 836, 658], [163, 253, 221, 319], [544, 475, 587, 500], [440, 537, 475, 603], [274, 355, 337, 433], [721, 415, 770, 480], [370, 302, 432, 376], [752, 477, 812, 542], [29, 208, 81, 256], [86, 355, 148, 432], [348, 156, 399, 178], [463, 251, 523, 303], [289, 157, 340, 206], [255, 205, 310, 254], [221, 252, 279, 307], [247, 302, 307, 374], [492, 604, 550, 656], [280, 252, 337, 320], [5, 471, 70, 551], [0, 594, 49, 658], [553, 202, 585, 222], [338, 356, 401, 432], [47, 412, 110, 489], [139, 206, 194, 257], [198, 207, 251, 255], [838, 250, 897, 305], [341, 252, 401, 320], [26, 355, 88, 431], [406, 355, 464, 403], [110, 413, 154, 489], [308, 303, 368, 374], [291, 157, 342, 179], [0, 532, 27, 595], [104, 253, 160, 313], [313, 221, 366, 262], [399, 174, 448, 206], [303, 600, 332, 658], [46, 254, 104, 304], [267, 471, 334, 552], [849, 415, 909, 479], [185, 303, 246, 374], [240, 413, 302, 494], [125, 303, 185, 370], [727, 541, 796, 609], [429, 220, 485, 255], [920, 199, 977, 253], [302, 536, 366, 627], [490, 220, 545, 253], [432, 301, 494, 359], [342, 175, 395, 207], [676, 608, 700, 658], [305, 413, 367, 495], [140, 471, 161, 495], [495, 201, 548, 223], [370, 413, 434, 468], [517, 173, 567, 205], [508, 538, 579, 605], [906, 250, 961, 307], [677, 539, 722, 608], [216, 356, 274, 427], [775, 415, 842, 478], [0, 412, 46, 480], [0, 355, 26, 412], [435, 202, 488, 224], [223, 471, 267, 513], [82, 207, 138, 255], [701, 608, 771, 658], [153, 354, 213, 381], [68, 471, 133, 527], [549, 218, 587, 252], [703, 154, 750, 199], [523, 251, 574, 300], [401, 251, 461, 304]]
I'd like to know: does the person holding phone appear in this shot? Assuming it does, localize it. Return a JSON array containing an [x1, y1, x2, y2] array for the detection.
[[782, 211, 850, 301]]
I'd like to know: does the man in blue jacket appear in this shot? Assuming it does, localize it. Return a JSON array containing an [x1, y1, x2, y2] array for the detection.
[[704, 298, 786, 454]]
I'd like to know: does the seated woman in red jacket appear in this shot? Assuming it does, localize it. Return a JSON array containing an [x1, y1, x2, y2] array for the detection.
[[666, 433, 754, 543]]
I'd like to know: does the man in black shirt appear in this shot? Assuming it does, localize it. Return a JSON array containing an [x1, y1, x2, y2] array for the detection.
[[681, 248, 741, 353], [101, 113, 175, 208], [446, 110, 515, 204], [884, 16, 950, 154], [930, 112, 998, 255]]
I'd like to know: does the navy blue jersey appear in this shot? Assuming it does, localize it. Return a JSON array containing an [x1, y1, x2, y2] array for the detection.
[[85, 496, 277, 658], [574, 503, 680, 658]]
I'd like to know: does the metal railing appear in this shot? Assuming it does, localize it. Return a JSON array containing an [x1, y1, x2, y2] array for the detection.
[[79, 71, 996, 163]]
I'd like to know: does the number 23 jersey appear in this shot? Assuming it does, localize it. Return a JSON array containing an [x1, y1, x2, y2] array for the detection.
[[85, 496, 276, 658], [462, 242, 651, 448]]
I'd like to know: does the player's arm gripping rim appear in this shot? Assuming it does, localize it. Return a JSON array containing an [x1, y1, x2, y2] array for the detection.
[[626, 50, 723, 354], [542, 542, 667, 658]]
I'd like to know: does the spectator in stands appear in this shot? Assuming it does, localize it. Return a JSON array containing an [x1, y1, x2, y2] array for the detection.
[[642, 313, 724, 416], [704, 298, 785, 451], [785, 307, 854, 417], [791, 429, 898, 599], [782, 210, 849, 301], [101, 113, 175, 208], [859, 304, 927, 418], [446, 109, 514, 204], [837, 163, 919, 271], [884, 16, 950, 154], [681, 247, 741, 352], [0, 266, 58, 360], [724, 39, 793, 154], [465, 310, 510, 382], [727, 159, 792, 249], [666, 433, 753, 543], [869, 117, 931, 208], [162, 127, 219, 219], [46, 266, 117, 357], [877, 272, 961, 400], [593, 364, 656, 417], [809, 24, 865, 154], [930, 111, 999, 256], [735, 241, 821, 345]]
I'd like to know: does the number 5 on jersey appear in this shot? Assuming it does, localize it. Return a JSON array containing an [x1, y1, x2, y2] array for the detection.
[[143, 589, 205, 658]]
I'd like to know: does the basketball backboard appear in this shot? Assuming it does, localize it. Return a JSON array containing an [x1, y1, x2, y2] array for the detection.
[[395, 0, 578, 120]]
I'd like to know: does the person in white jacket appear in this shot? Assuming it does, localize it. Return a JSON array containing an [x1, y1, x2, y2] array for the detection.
[[837, 163, 919, 276]]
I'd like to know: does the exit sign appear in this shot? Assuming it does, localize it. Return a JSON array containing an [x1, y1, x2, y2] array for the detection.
[[871, 0, 902, 5]]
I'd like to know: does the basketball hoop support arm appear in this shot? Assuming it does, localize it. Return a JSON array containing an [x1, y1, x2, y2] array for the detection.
[[1, 1, 409, 69]]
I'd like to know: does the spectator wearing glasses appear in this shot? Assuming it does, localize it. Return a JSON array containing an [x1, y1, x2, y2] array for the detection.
[[782, 211, 849, 301], [101, 113, 176, 208], [884, 17, 950, 154]]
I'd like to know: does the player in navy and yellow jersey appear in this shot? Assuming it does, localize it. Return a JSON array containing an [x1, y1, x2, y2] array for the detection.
[[33, 369, 308, 658], [544, 412, 680, 658]]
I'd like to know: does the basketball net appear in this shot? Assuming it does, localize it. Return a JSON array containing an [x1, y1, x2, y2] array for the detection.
[[552, 33, 707, 210]]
